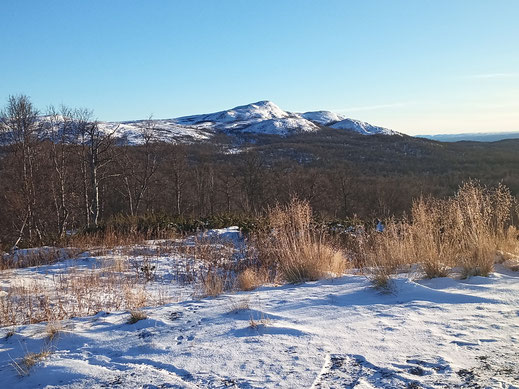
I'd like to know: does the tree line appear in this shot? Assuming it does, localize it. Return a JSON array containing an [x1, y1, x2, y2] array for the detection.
[[1, 94, 518, 249]]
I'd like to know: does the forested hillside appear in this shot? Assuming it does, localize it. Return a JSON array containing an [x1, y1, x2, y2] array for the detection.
[[1, 96, 518, 248]]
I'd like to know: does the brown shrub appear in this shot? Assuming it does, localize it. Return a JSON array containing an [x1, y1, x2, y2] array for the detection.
[[359, 181, 518, 282], [258, 198, 347, 283], [200, 269, 225, 297], [237, 268, 262, 291], [127, 310, 147, 324]]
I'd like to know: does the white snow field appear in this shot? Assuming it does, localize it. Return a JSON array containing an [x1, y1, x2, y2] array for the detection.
[[1, 232, 518, 388]]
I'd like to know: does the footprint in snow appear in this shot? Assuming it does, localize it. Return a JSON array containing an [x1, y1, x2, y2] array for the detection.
[[169, 311, 183, 321], [138, 329, 153, 339], [312, 354, 438, 389]]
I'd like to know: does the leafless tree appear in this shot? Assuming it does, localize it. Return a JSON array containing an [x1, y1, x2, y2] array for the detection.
[[119, 117, 160, 216], [217, 164, 239, 214], [77, 111, 119, 227], [168, 145, 188, 216], [0, 95, 43, 246], [46, 105, 77, 238]]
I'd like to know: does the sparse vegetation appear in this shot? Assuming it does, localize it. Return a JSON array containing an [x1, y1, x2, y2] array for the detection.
[[0, 180, 517, 329], [249, 313, 270, 329], [229, 297, 250, 313], [200, 269, 225, 297], [0, 247, 80, 270], [45, 321, 63, 340], [12, 347, 52, 376], [0, 255, 162, 327]]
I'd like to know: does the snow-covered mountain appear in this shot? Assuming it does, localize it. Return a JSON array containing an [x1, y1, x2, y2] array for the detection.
[[1, 101, 402, 145], [171, 101, 320, 135]]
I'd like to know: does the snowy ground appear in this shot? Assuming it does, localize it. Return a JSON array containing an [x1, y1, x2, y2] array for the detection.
[[1, 233, 518, 388]]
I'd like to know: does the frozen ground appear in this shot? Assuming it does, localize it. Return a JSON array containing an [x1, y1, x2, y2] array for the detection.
[[0, 234, 518, 388]]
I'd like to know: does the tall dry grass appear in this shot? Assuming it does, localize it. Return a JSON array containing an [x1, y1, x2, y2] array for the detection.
[[0, 257, 168, 327], [360, 181, 518, 283], [256, 198, 347, 283], [0, 248, 80, 270]]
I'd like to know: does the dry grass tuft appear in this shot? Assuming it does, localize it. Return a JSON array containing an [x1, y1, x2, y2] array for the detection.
[[45, 321, 62, 341], [357, 181, 518, 284], [258, 198, 347, 283], [127, 310, 147, 324], [229, 297, 250, 313], [4, 328, 15, 339], [12, 347, 52, 376], [200, 269, 225, 297], [249, 313, 270, 329], [237, 268, 263, 291]]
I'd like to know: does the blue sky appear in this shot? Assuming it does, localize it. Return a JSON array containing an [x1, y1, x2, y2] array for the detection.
[[1, 0, 518, 135]]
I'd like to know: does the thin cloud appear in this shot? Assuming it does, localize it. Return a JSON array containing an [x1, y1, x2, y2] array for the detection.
[[334, 102, 411, 113]]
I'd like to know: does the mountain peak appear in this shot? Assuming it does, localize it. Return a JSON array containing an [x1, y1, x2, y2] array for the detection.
[[248, 100, 275, 107], [230, 100, 286, 117]]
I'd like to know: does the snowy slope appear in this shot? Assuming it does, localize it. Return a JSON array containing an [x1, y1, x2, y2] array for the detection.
[[330, 118, 402, 136], [300, 110, 346, 126], [0, 235, 518, 388], [100, 120, 213, 144], [300, 111, 402, 136]]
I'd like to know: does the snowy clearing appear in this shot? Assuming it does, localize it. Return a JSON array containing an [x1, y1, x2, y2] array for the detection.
[[1, 247, 518, 388]]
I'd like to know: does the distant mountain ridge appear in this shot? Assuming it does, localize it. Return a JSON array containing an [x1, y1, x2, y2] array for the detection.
[[1, 100, 403, 145], [78, 101, 404, 144], [419, 132, 519, 142]]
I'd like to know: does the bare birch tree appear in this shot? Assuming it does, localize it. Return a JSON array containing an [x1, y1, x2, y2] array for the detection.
[[118, 117, 159, 216], [0, 95, 43, 246], [77, 112, 118, 227]]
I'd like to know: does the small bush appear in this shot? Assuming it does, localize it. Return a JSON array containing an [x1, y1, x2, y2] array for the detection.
[[249, 313, 270, 329], [358, 181, 518, 282], [237, 268, 262, 291], [12, 348, 52, 376], [201, 269, 224, 297], [369, 268, 394, 291], [259, 198, 347, 283], [127, 310, 147, 324], [229, 297, 250, 313], [45, 321, 62, 341], [4, 328, 15, 339]]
